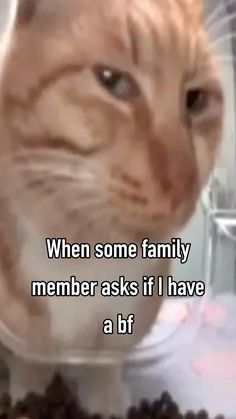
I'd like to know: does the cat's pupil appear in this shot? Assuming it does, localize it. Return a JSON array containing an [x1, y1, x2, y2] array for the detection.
[[93, 65, 140, 101], [187, 89, 207, 114], [101, 69, 122, 89]]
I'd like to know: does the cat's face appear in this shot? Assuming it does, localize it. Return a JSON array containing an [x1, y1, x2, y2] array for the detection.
[[0, 0, 224, 243]]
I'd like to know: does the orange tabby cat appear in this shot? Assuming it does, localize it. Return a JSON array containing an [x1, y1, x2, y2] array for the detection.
[[0, 0, 224, 415]]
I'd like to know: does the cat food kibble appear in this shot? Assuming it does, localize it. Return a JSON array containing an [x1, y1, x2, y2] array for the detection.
[[0, 375, 225, 419]]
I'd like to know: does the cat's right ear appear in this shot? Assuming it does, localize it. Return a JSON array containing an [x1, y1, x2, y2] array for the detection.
[[16, 0, 38, 26]]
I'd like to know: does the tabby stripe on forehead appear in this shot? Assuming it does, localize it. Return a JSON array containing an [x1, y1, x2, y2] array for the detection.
[[127, 13, 140, 66], [5, 63, 83, 109], [127, 0, 185, 67]]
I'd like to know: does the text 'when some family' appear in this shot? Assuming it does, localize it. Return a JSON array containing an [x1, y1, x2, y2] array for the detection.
[[46, 238, 191, 264]]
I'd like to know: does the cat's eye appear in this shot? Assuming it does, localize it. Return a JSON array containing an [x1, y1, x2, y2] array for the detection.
[[93, 65, 140, 101], [186, 88, 208, 114]]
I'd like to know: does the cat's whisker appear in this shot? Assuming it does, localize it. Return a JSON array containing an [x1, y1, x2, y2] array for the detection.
[[9, 180, 107, 222], [10, 153, 81, 173], [0, 148, 98, 182], [205, 0, 235, 28], [32, 185, 104, 206], [69, 201, 109, 218], [55, 199, 107, 218], [12, 154, 83, 171], [70, 199, 107, 212], [13, 152, 81, 167], [38, 195, 109, 227], [12, 153, 104, 179], [21, 170, 98, 186], [10, 162, 102, 184], [217, 57, 236, 65], [208, 11, 236, 35], [14, 149, 77, 160], [14, 180, 103, 202], [73, 206, 110, 224], [206, 0, 236, 29], [7, 176, 95, 197], [212, 32, 236, 49], [215, 53, 236, 62], [1, 165, 106, 205], [206, 5, 224, 28]]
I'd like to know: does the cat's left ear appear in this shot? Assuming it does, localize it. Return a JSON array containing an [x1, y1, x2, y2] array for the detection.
[[16, 0, 38, 26]]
